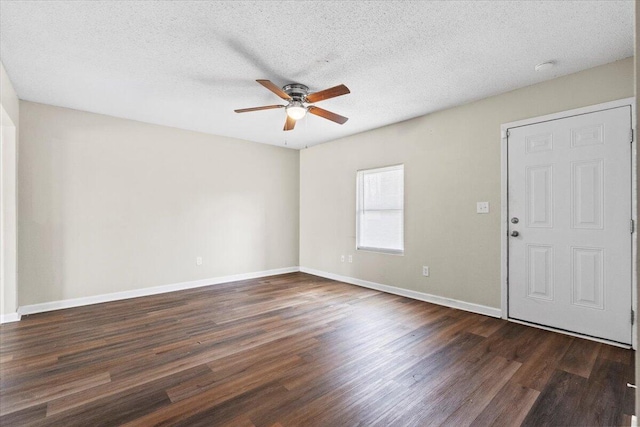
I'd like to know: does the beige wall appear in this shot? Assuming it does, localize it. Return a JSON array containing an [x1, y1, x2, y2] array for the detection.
[[300, 57, 634, 309], [18, 101, 299, 306], [0, 61, 19, 319]]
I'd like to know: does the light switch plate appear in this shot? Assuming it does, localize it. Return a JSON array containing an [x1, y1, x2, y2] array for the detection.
[[476, 202, 490, 214]]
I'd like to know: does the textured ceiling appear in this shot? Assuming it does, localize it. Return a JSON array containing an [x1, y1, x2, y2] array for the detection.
[[0, 1, 634, 149]]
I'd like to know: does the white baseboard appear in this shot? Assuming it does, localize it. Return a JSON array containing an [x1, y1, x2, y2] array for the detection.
[[15, 266, 501, 320], [0, 312, 21, 324], [17, 266, 300, 316], [300, 266, 502, 318]]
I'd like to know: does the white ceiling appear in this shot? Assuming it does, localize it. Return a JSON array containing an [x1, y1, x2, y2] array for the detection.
[[0, 1, 634, 150]]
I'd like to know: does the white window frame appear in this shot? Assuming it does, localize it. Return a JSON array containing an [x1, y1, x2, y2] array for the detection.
[[356, 164, 405, 255]]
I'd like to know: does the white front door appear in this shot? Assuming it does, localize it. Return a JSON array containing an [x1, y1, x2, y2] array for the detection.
[[508, 106, 633, 344]]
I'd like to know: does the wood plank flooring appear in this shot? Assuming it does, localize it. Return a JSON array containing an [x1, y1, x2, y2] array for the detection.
[[0, 272, 634, 426]]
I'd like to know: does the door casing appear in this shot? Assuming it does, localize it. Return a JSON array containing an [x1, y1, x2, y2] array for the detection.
[[500, 97, 637, 349]]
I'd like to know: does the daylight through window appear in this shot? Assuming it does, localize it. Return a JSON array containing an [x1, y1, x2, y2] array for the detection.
[[356, 164, 404, 254]]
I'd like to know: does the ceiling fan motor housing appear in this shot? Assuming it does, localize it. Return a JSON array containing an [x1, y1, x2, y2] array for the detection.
[[283, 84, 309, 102]]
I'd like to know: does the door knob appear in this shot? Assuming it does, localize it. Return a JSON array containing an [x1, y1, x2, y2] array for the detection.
[[511, 231, 519, 237], [511, 217, 519, 224]]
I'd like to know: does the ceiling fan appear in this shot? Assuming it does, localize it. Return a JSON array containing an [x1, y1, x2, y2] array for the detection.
[[234, 80, 350, 131]]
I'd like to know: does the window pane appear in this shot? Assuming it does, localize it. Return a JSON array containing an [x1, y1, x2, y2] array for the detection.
[[357, 165, 404, 253], [358, 210, 403, 251], [363, 169, 403, 210]]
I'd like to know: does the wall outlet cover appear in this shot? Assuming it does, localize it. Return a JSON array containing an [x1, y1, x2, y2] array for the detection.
[[476, 201, 490, 214]]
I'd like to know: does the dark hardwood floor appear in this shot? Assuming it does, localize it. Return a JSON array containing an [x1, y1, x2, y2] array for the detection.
[[0, 272, 634, 426]]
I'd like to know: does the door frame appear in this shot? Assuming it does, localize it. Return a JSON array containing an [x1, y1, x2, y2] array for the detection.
[[500, 97, 637, 349]]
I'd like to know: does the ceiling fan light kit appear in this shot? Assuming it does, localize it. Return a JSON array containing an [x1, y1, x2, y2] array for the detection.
[[235, 80, 350, 131], [285, 101, 307, 120]]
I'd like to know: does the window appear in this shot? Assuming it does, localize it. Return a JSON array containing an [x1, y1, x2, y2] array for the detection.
[[356, 164, 404, 254]]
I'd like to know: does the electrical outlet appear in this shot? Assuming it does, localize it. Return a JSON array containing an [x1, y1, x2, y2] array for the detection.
[[196, 256, 203, 266], [476, 202, 490, 214], [341, 255, 345, 262], [348, 255, 353, 263], [422, 266, 429, 276]]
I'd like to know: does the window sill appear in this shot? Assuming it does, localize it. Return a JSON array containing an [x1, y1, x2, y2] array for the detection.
[[356, 247, 404, 256]]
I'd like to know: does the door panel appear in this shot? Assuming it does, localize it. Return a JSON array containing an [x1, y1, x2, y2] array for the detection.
[[526, 165, 553, 227], [571, 160, 603, 229], [527, 244, 554, 300], [508, 106, 632, 344], [571, 246, 603, 309]]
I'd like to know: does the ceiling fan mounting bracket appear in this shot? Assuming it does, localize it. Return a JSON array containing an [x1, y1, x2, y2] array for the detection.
[[282, 83, 309, 102]]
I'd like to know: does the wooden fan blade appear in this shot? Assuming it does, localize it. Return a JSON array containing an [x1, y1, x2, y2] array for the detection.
[[257, 80, 292, 100], [284, 115, 296, 131], [305, 84, 350, 103], [234, 105, 284, 113], [308, 106, 349, 125]]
